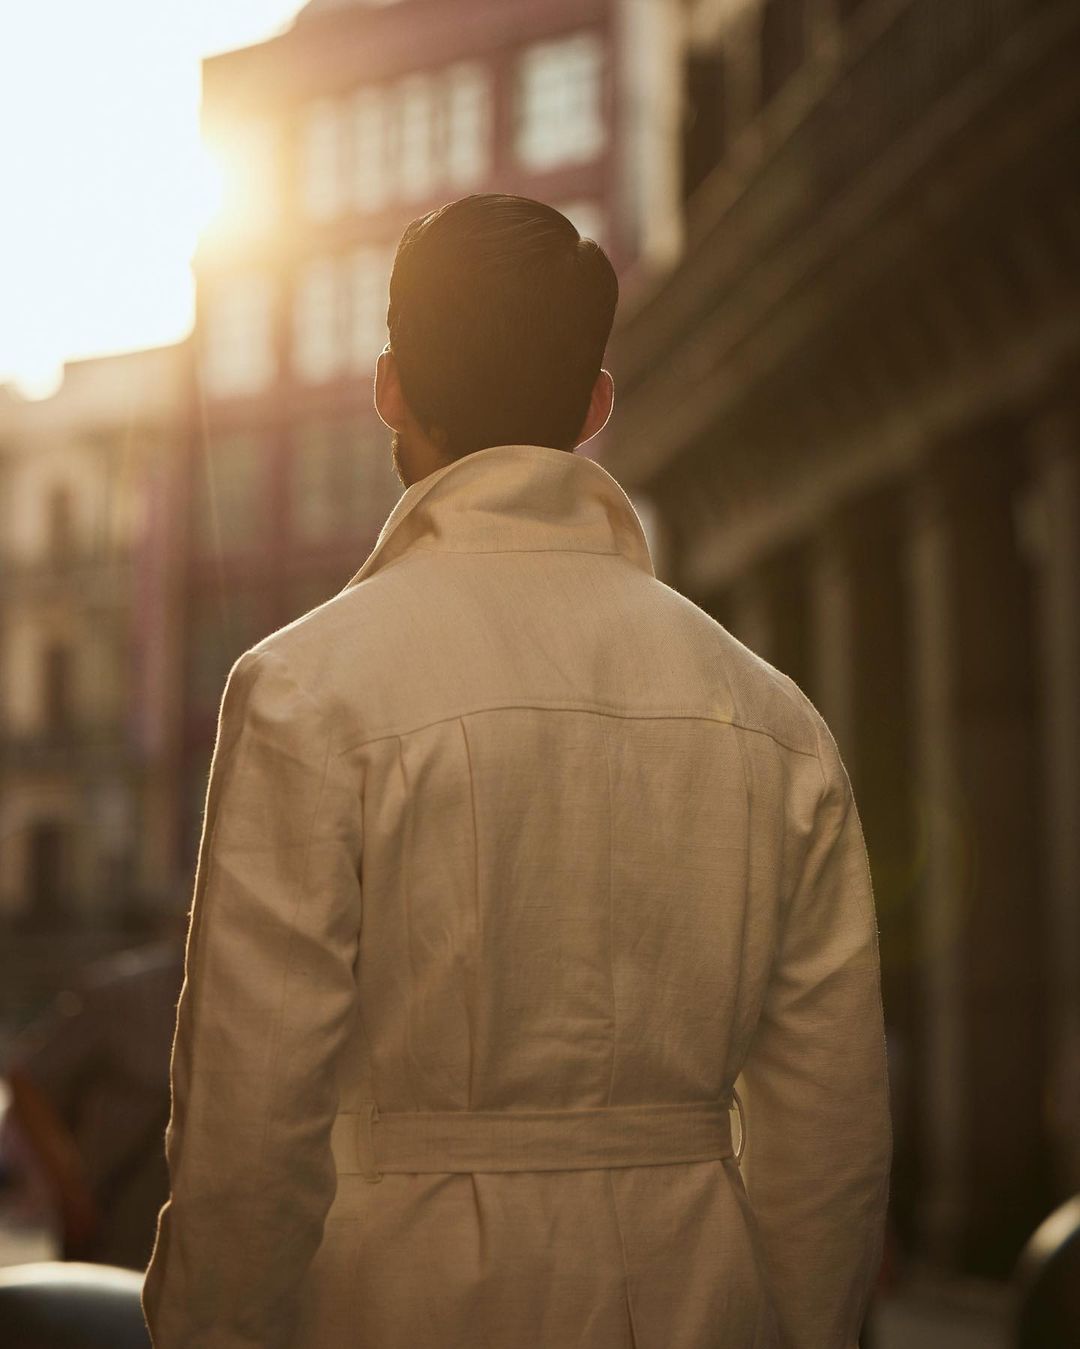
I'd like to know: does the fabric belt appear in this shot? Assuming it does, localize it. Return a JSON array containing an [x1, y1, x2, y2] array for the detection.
[[330, 1092, 745, 1184]]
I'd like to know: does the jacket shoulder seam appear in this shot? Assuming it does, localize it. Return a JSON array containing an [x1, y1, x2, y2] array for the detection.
[[335, 703, 818, 759]]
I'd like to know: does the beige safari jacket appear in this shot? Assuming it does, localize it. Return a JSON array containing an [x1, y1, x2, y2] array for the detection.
[[141, 442, 892, 1349]]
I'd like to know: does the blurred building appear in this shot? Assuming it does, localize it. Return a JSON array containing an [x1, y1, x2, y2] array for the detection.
[[180, 0, 685, 868], [609, 0, 1080, 1283], [0, 345, 189, 1039]]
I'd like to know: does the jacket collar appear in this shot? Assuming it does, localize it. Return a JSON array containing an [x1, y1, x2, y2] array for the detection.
[[337, 443, 655, 593]]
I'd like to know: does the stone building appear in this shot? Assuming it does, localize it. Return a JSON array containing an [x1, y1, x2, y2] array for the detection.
[[608, 0, 1080, 1279], [0, 345, 189, 1033]]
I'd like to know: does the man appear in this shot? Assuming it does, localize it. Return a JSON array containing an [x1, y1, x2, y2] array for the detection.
[[141, 194, 891, 1349]]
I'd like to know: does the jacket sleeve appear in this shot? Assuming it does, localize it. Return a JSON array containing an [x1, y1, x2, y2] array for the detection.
[[736, 708, 892, 1349], [141, 646, 363, 1349]]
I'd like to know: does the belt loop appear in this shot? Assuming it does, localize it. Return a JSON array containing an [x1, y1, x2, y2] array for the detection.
[[731, 1087, 746, 1163], [360, 1100, 383, 1184]]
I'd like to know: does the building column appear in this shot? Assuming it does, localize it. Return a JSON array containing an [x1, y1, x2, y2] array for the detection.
[[905, 466, 967, 1269], [909, 430, 1051, 1275], [832, 487, 923, 1251], [615, 0, 686, 268], [1027, 406, 1080, 1197]]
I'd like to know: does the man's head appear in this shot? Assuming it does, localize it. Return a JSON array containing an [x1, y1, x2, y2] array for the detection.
[[374, 194, 618, 487]]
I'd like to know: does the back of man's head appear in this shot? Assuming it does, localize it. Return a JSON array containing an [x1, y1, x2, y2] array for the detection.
[[387, 194, 619, 460]]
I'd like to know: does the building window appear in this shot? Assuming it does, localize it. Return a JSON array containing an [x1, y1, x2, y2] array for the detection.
[[556, 199, 605, 244], [291, 422, 342, 544], [293, 252, 389, 384], [209, 117, 278, 235], [46, 483, 76, 564], [26, 818, 69, 925], [340, 63, 494, 216], [301, 98, 344, 219], [290, 419, 399, 546], [351, 87, 389, 211], [348, 247, 391, 373], [187, 591, 267, 719], [398, 73, 437, 199], [201, 275, 276, 397], [346, 419, 400, 534], [294, 257, 346, 383], [445, 63, 491, 186], [683, 48, 727, 202], [516, 31, 606, 172], [192, 433, 266, 555], [760, 0, 806, 107], [42, 641, 73, 731]]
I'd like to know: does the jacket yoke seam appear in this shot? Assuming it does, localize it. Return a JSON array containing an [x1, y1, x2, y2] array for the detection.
[[335, 704, 820, 762]]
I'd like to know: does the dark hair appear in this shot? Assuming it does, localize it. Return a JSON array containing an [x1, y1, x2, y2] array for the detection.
[[386, 194, 618, 459]]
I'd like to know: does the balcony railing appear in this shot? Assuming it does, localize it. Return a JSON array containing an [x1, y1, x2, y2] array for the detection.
[[0, 550, 135, 604], [0, 726, 131, 771]]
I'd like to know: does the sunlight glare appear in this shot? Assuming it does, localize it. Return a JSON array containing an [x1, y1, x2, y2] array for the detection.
[[0, 0, 306, 397], [197, 122, 275, 245], [193, 139, 228, 239]]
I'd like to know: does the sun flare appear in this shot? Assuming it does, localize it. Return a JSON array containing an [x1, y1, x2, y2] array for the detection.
[[0, 0, 305, 399]]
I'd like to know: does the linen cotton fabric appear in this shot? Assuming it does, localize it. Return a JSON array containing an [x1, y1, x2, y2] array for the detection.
[[140, 442, 892, 1349]]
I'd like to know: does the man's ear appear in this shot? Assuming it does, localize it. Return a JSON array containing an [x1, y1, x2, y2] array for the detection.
[[574, 369, 615, 448], [374, 347, 407, 432]]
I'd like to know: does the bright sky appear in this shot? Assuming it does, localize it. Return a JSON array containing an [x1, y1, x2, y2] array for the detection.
[[0, 0, 309, 399]]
